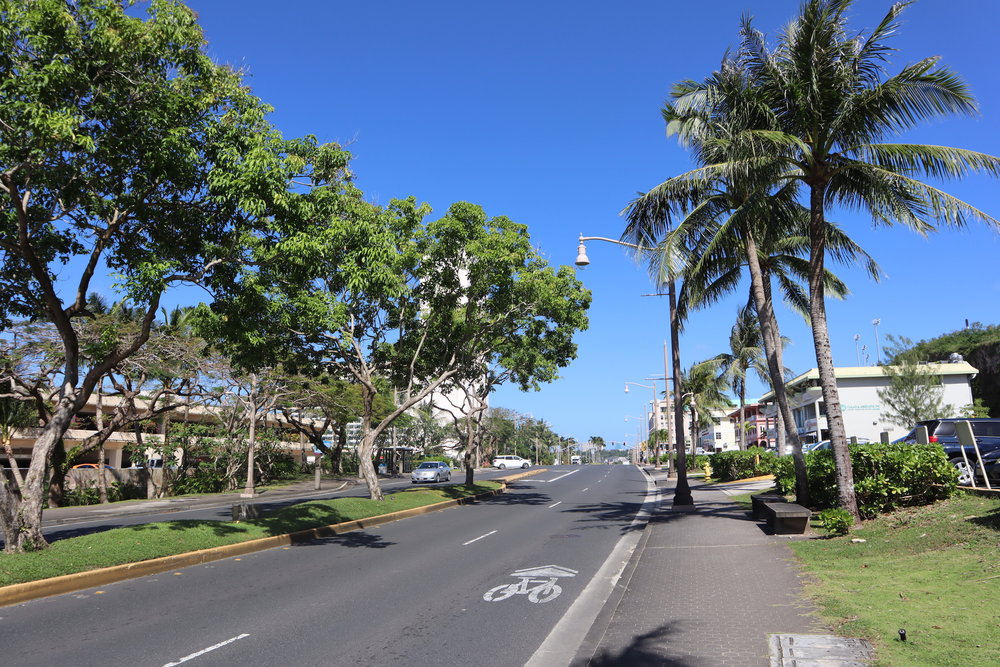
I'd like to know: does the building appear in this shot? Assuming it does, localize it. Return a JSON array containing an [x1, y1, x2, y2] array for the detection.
[[694, 407, 739, 453], [758, 362, 978, 445], [727, 404, 776, 450]]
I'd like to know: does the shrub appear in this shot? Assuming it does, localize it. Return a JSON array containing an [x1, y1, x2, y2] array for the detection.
[[817, 508, 853, 535], [710, 447, 778, 482], [776, 442, 957, 518]]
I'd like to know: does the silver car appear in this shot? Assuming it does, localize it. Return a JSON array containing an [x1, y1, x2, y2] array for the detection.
[[411, 461, 451, 483]]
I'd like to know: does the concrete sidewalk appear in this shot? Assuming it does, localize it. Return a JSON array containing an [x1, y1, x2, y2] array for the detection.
[[577, 470, 824, 666]]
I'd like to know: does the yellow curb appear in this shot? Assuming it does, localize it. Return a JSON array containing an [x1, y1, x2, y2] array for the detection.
[[0, 482, 508, 608], [496, 467, 548, 483], [714, 474, 775, 485]]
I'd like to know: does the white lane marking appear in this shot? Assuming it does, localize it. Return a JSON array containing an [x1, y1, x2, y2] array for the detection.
[[543, 469, 581, 483], [162, 633, 250, 666], [581, 488, 589, 492], [463, 530, 498, 546], [549, 501, 562, 508]]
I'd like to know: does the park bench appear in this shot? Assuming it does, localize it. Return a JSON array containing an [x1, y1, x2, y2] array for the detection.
[[751, 493, 787, 521], [762, 501, 811, 534]]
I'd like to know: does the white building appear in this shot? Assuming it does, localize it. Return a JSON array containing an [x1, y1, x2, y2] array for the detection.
[[758, 362, 978, 445], [695, 407, 739, 452]]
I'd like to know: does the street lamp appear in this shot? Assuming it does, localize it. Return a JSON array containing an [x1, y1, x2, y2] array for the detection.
[[625, 380, 659, 468], [576, 234, 693, 505], [872, 318, 882, 365]]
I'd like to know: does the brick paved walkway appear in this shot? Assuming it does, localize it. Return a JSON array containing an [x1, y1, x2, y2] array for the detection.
[[580, 475, 824, 666]]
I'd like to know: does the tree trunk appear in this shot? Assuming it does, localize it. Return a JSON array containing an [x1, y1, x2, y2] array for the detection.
[[0, 403, 77, 551], [808, 183, 858, 520], [47, 440, 66, 508], [737, 386, 746, 450], [242, 374, 258, 497], [96, 381, 108, 504], [669, 278, 693, 504], [744, 231, 809, 505]]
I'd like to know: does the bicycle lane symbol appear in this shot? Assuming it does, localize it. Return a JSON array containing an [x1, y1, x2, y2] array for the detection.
[[482, 565, 578, 604]]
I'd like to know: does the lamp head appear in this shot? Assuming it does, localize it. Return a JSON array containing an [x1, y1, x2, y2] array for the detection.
[[624, 384, 629, 394], [575, 237, 590, 267]]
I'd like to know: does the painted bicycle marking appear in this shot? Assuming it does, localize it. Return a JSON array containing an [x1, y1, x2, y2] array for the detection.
[[482, 565, 578, 604]]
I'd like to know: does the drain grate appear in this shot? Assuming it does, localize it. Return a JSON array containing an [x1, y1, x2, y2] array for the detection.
[[769, 634, 874, 666]]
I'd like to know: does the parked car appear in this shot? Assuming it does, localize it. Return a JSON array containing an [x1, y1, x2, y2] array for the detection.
[[895, 418, 1000, 485], [70, 463, 115, 469], [492, 455, 530, 469], [980, 448, 1000, 487], [410, 461, 451, 484]]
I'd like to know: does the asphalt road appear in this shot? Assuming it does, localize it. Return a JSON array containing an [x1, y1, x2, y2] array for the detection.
[[0, 464, 652, 667]]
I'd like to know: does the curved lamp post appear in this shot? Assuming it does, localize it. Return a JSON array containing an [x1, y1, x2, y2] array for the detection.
[[577, 234, 693, 505]]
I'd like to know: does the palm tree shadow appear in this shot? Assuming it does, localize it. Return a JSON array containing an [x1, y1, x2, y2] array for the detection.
[[577, 622, 694, 666]]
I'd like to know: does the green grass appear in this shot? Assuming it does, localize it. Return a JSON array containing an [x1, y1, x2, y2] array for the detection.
[[0, 482, 500, 587], [789, 492, 1000, 666]]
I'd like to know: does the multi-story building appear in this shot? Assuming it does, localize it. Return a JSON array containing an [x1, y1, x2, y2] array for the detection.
[[727, 404, 776, 450], [758, 362, 978, 445]]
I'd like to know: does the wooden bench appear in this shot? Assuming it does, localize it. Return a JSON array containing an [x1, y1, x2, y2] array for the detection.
[[762, 501, 811, 534], [751, 493, 787, 521]]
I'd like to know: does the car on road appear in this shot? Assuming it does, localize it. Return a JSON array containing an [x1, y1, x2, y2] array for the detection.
[[895, 418, 1000, 485], [492, 455, 530, 469], [410, 461, 451, 483]]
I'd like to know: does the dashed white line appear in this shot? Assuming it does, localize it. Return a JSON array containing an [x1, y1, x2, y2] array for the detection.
[[581, 487, 589, 492], [543, 469, 582, 483], [463, 530, 498, 546], [162, 633, 250, 666], [549, 501, 562, 508]]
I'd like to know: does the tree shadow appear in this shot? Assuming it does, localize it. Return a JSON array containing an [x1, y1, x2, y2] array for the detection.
[[577, 622, 695, 666], [560, 501, 648, 534], [969, 502, 1000, 531], [291, 530, 395, 549]]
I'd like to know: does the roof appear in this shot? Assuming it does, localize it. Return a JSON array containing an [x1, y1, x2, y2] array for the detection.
[[758, 362, 979, 401]]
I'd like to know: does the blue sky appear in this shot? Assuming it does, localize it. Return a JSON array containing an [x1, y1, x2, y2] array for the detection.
[[155, 0, 1000, 448]]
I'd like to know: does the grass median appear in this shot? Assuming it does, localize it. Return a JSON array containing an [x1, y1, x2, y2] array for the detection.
[[0, 482, 501, 588]]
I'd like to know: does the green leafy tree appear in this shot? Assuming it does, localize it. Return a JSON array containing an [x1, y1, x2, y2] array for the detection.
[[877, 336, 955, 428], [0, 0, 330, 551], [205, 201, 589, 499]]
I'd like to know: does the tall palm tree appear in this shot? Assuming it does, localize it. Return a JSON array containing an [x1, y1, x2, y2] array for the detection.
[[624, 56, 877, 504], [735, 0, 1000, 518]]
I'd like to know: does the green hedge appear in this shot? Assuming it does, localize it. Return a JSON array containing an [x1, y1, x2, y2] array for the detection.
[[774, 442, 957, 518], [710, 447, 778, 481]]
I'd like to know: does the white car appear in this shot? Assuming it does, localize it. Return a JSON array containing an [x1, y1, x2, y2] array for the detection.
[[492, 455, 530, 470], [410, 461, 451, 483]]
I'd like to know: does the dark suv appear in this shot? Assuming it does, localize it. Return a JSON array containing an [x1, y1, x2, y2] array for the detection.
[[896, 418, 1000, 485]]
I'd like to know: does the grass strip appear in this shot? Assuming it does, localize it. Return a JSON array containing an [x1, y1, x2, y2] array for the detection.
[[0, 482, 500, 587], [788, 493, 1000, 666]]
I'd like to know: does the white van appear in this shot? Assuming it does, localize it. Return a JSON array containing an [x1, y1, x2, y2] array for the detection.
[[570, 455, 582, 465]]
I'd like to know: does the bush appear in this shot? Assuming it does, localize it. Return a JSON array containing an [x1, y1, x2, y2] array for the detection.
[[710, 447, 778, 482], [775, 442, 957, 518], [817, 508, 853, 535]]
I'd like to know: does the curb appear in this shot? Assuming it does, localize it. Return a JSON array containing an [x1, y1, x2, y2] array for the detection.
[[0, 473, 544, 608], [714, 474, 776, 485]]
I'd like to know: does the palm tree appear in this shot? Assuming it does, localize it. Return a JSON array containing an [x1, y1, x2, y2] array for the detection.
[[623, 57, 877, 504], [681, 359, 732, 459], [713, 306, 770, 450], [736, 0, 1000, 518]]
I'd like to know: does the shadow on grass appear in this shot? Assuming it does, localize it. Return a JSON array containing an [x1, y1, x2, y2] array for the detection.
[[576, 622, 692, 666], [969, 502, 1000, 532], [125, 519, 252, 538]]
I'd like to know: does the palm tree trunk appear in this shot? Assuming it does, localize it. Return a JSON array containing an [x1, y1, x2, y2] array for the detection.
[[668, 279, 692, 504], [808, 184, 858, 520], [744, 231, 809, 505]]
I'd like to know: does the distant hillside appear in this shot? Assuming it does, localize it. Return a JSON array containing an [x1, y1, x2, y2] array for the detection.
[[906, 324, 1000, 417]]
